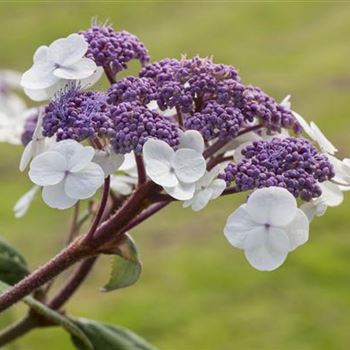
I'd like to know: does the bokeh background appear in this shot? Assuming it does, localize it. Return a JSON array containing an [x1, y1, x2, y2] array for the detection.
[[1, 2, 350, 349]]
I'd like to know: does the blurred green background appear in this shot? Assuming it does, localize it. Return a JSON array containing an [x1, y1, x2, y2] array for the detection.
[[1, 1, 350, 349]]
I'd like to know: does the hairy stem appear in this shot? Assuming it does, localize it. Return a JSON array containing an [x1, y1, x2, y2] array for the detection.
[[134, 154, 147, 185], [48, 257, 97, 310], [84, 177, 110, 242], [103, 66, 116, 84], [0, 240, 90, 313]]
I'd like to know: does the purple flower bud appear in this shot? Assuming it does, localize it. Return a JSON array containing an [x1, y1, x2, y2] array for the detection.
[[219, 137, 334, 201]]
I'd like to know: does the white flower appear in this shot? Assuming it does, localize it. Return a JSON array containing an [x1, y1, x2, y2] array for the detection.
[[13, 186, 40, 218], [110, 153, 138, 196], [19, 110, 56, 171], [183, 165, 226, 211], [21, 33, 100, 102], [119, 152, 138, 177], [285, 96, 337, 155], [93, 147, 125, 177], [110, 175, 137, 196], [0, 70, 29, 145], [143, 130, 206, 200], [28, 140, 104, 209], [224, 187, 309, 271]]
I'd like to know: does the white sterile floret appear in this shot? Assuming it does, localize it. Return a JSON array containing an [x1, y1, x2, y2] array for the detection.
[[284, 95, 337, 155], [143, 130, 206, 200], [28, 140, 104, 209], [19, 110, 55, 171], [13, 186, 40, 218], [183, 165, 226, 211], [21, 33, 100, 102], [224, 187, 309, 271], [110, 175, 138, 196], [93, 147, 125, 177]]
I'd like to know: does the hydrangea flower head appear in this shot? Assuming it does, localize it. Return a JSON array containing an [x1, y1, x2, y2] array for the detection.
[[43, 87, 113, 142], [81, 25, 149, 76], [109, 101, 179, 154], [220, 137, 334, 201]]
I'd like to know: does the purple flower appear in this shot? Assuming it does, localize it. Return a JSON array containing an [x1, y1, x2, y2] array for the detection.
[[107, 76, 157, 105], [184, 100, 244, 141], [43, 88, 113, 142], [81, 25, 149, 76], [220, 137, 334, 201], [21, 111, 39, 146], [109, 102, 179, 154], [238, 86, 302, 133], [140, 56, 241, 113]]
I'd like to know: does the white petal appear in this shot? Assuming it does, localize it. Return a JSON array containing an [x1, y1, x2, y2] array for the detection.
[[173, 149, 206, 183], [48, 33, 88, 66], [143, 139, 177, 187], [179, 130, 205, 153], [280, 95, 291, 109], [67, 146, 95, 172], [64, 163, 104, 199], [54, 58, 96, 80], [93, 151, 125, 176], [110, 175, 137, 196], [53, 139, 84, 161], [79, 67, 103, 88], [224, 204, 256, 249], [29, 151, 67, 186], [19, 141, 34, 172], [318, 181, 343, 207], [246, 187, 297, 227], [42, 182, 77, 209], [24, 87, 50, 102], [33, 46, 49, 64], [284, 209, 309, 251], [310, 122, 337, 155], [21, 62, 58, 89], [300, 200, 327, 222], [188, 188, 213, 211], [13, 186, 40, 218], [292, 111, 315, 139], [244, 227, 289, 271], [209, 179, 226, 199], [164, 182, 195, 200]]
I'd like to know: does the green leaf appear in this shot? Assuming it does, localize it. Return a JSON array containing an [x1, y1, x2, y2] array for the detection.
[[101, 234, 142, 292], [71, 318, 158, 350], [0, 281, 93, 349], [0, 239, 29, 284]]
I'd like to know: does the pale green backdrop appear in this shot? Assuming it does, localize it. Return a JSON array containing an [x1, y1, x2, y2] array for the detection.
[[0, 2, 350, 349]]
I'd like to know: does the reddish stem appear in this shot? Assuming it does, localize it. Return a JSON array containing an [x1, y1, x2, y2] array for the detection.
[[134, 154, 147, 185], [84, 177, 110, 242]]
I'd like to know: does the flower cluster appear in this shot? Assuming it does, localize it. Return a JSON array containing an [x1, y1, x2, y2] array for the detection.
[[185, 100, 245, 141], [42, 88, 113, 142], [220, 137, 334, 201], [107, 76, 156, 105], [3, 22, 348, 274], [109, 102, 179, 154], [140, 56, 301, 141], [81, 25, 149, 76]]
